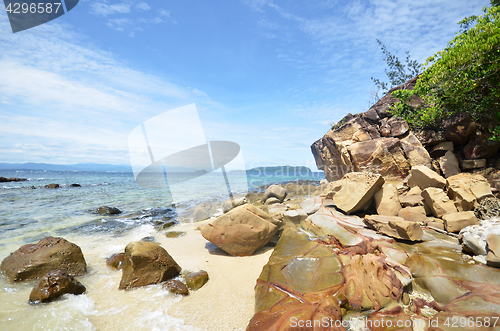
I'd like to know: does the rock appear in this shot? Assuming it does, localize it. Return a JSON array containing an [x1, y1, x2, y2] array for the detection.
[[461, 159, 486, 170], [0, 237, 86, 282], [398, 206, 427, 222], [407, 186, 422, 196], [399, 133, 432, 169], [185, 270, 209, 290], [389, 118, 409, 137], [265, 203, 288, 220], [399, 194, 424, 207], [352, 128, 373, 142], [363, 215, 423, 241], [332, 172, 384, 214], [45, 183, 60, 189], [69, 184, 81, 187], [430, 141, 454, 158], [163, 279, 189, 296], [200, 204, 279, 256], [424, 217, 445, 230], [438, 151, 460, 178], [262, 184, 287, 203], [422, 187, 457, 218], [300, 197, 323, 215], [119, 241, 181, 290], [222, 197, 247, 213], [413, 129, 446, 147], [348, 138, 411, 178], [319, 179, 328, 185], [263, 197, 280, 205], [442, 211, 479, 233], [486, 234, 500, 267], [106, 253, 125, 270], [374, 184, 401, 216], [409, 165, 446, 190], [183, 201, 218, 222], [283, 209, 308, 225], [443, 112, 477, 145], [448, 173, 493, 208], [475, 197, 500, 220], [96, 206, 122, 215], [165, 231, 186, 238], [462, 235, 487, 256], [464, 130, 500, 159], [29, 270, 86, 304], [0, 177, 27, 182], [319, 180, 343, 199]]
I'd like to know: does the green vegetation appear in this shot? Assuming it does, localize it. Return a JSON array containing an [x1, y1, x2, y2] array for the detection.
[[388, 2, 500, 141]]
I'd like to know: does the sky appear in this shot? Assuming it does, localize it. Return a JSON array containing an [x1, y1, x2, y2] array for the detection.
[[0, 0, 491, 170]]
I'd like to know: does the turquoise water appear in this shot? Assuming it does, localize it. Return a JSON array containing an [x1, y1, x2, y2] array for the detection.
[[0, 169, 324, 330]]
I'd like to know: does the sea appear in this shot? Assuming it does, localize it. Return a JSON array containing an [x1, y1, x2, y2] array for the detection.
[[0, 169, 324, 330]]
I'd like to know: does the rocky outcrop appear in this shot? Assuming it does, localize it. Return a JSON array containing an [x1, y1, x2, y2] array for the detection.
[[29, 270, 86, 304], [119, 241, 181, 290], [185, 270, 209, 290], [0, 177, 27, 182], [200, 204, 279, 256], [331, 172, 384, 214], [0, 237, 87, 282]]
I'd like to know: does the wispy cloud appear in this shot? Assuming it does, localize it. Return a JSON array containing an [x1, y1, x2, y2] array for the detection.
[[90, 2, 132, 16], [135, 2, 151, 11]]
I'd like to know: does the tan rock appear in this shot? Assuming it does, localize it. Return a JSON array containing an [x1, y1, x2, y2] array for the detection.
[[319, 180, 343, 199], [438, 151, 460, 178], [200, 204, 279, 256], [399, 194, 424, 207], [185, 270, 209, 290], [399, 133, 432, 169], [332, 172, 385, 214], [442, 211, 479, 233], [460, 159, 486, 170], [262, 184, 287, 203], [266, 203, 288, 220], [363, 215, 423, 241], [422, 187, 457, 218], [374, 184, 401, 216], [352, 129, 373, 142], [119, 241, 181, 290], [283, 209, 308, 225], [348, 138, 410, 178], [424, 217, 445, 231], [398, 206, 427, 222], [430, 141, 454, 158], [447, 173, 493, 211], [486, 234, 500, 267], [410, 165, 447, 190], [29, 270, 86, 304], [222, 196, 247, 213], [407, 186, 422, 196]]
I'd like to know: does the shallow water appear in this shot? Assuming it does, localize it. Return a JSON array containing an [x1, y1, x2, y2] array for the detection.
[[0, 169, 323, 330]]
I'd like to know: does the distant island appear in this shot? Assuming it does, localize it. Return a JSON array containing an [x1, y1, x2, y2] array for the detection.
[[246, 166, 313, 176], [0, 163, 133, 172]]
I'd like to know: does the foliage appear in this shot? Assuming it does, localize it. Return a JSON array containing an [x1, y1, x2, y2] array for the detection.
[[371, 39, 421, 95], [389, 4, 500, 141]]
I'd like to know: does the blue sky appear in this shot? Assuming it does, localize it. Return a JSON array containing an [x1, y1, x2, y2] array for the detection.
[[0, 0, 491, 170]]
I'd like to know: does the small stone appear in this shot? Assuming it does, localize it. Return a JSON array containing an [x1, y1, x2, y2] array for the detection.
[[106, 253, 125, 270], [29, 270, 86, 304], [165, 231, 186, 238], [69, 184, 81, 187], [262, 185, 287, 203], [185, 270, 209, 290], [460, 159, 487, 170], [45, 183, 60, 189], [402, 292, 410, 305], [264, 197, 281, 205], [163, 279, 189, 296], [96, 206, 122, 215]]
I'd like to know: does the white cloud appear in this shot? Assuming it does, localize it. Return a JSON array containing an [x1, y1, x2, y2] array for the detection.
[[136, 2, 151, 11], [158, 9, 170, 17], [90, 2, 132, 16]]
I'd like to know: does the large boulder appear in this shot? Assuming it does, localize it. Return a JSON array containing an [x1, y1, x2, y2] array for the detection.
[[374, 184, 401, 216], [429, 141, 454, 158], [262, 184, 287, 203], [29, 270, 86, 304], [442, 211, 479, 233], [398, 206, 427, 222], [200, 204, 279, 256], [399, 133, 432, 169], [464, 131, 500, 159], [363, 215, 423, 241], [447, 173, 493, 212], [332, 172, 384, 214], [408, 165, 446, 190], [438, 151, 460, 178], [0, 237, 87, 282], [443, 112, 477, 146], [422, 188, 457, 218], [487, 234, 500, 267], [348, 138, 410, 178], [119, 241, 181, 290]]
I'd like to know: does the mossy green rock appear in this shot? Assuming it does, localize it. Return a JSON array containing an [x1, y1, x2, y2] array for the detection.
[[185, 270, 208, 290]]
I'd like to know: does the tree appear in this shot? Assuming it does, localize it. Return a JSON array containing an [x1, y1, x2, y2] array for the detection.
[[371, 39, 421, 96]]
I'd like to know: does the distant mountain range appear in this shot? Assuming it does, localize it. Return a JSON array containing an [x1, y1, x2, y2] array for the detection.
[[0, 163, 316, 174]]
